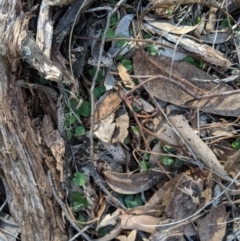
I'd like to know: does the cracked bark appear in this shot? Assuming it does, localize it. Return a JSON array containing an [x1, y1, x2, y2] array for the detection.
[[0, 1, 66, 240]]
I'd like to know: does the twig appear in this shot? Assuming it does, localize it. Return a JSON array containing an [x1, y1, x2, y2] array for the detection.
[[47, 171, 92, 241]]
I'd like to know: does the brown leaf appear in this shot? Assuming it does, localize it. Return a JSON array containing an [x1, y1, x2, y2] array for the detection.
[[197, 206, 226, 241], [103, 170, 164, 194], [169, 115, 227, 178], [132, 50, 240, 116], [111, 111, 129, 143], [95, 91, 122, 123], [117, 63, 135, 88], [120, 214, 160, 233]]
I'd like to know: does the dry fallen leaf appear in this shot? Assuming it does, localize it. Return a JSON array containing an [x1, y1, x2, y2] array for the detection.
[[120, 215, 160, 233], [132, 50, 240, 116], [103, 170, 164, 194], [95, 91, 122, 123], [169, 115, 227, 178], [117, 63, 135, 88], [94, 113, 116, 143], [111, 110, 129, 143], [197, 206, 226, 241]]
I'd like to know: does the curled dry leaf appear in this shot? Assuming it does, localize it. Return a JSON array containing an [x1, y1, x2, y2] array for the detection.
[[117, 63, 135, 89], [94, 113, 116, 143], [120, 215, 160, 233], [96, 209, 120, 231], [132, 97, 155, 113], [116, 230, 137, 241], [111, 111, 129, 144], [169, 115, 227, 178], [127, 205, 165, 217], [102, 142, 126, 165], [103, 170, 164, 194], [145, 16, 201, 35], [95, 91, 122, 123]]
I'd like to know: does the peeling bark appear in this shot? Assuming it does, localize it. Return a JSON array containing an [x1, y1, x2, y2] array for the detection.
[[0, 1, 66, 240]]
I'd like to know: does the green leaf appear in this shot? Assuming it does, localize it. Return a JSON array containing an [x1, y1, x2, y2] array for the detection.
[[184, 56, 203, 69], [125, 195, 142, 208], [69, 98, 81, 113], [94, 85, 106, 98], [75, 126, 85, 136], [132, 125, 140, 137], [110, 15, 118, 26], [221, 17, 234, 28], [121, 59, 132, 71], [65, 113, 77, 127], [232, 139, 240, 150], [73, 172, 87, 186], [38, 77, 49, 85], [161, 156, 174, 166], [67, 131, 73, 140], [148, 45, 158, 56], [71, 192, 88, 212], [79, 101, 91, 118], [105, 28, 115, 39], [77, 214, 86, 223], [124, 137, 130, 145], [163, 145, 174, 153], [116, 34, 127, 48], [140, 160, 151, 171], [88, 68, 103, 82], [144, 153, 150, 161]]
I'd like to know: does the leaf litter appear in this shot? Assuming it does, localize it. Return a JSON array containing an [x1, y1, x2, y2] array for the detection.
[[24, 0, 240, 240]]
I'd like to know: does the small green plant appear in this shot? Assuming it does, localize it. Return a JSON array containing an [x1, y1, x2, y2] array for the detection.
[[94, 85, 106, 98], [161, 156, 174, 166], [79, 101, 91, 118], [71, 192, 88, 212], [232, 139, 240, 150], [140, 160, 151, 171], [124, 194, 142, 208], [184, 56, 204, 69], [88, 68, 104, 82], [105, 28, 115, 39], [116, 34, 127, 49], [221, 17, 234, 28], [73, 172, 87, 186], [121, 59, 132, 71], [148, 44, 158, 56], [131, 125, 140, 137], [110, 15, 118, 27], [75, 126, 85, 136], [163, 144, 174, 153]]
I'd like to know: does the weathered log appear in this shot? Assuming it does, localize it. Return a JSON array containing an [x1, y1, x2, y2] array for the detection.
[[0, 1, 67, 240]]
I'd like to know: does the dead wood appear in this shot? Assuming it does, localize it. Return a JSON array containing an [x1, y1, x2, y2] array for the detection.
[[0, 1, 67, 240]]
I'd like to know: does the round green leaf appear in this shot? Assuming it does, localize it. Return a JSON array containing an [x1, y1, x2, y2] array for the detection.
[[161, 156, 174, 166], [110, 15, 118, 26], [75, 126, 85, 136], [105, 28, 115, 39], [79, 101, 91, 117], [88, 68, 103, 82], [121, 59, 132, 71], [73, 172, 87, 186]]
